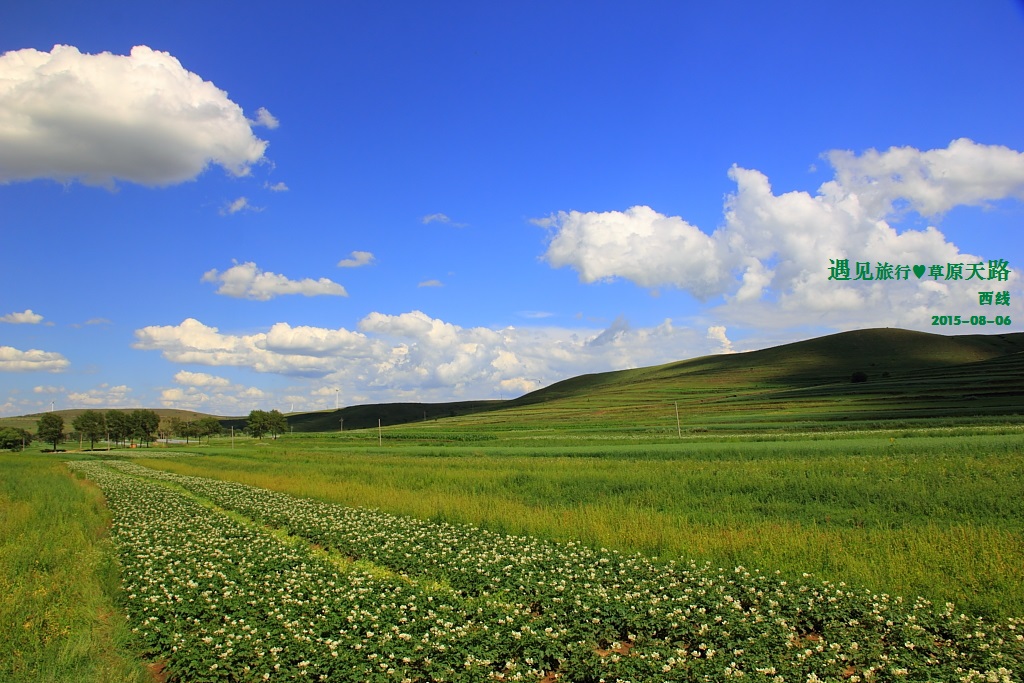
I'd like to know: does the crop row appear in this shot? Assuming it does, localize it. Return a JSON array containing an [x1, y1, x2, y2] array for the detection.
[[68, 461, 569, 682], [78, 460, 1023, 682]]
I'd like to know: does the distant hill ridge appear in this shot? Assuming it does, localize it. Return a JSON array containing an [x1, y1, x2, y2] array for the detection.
[[503, 328, 1024, 404], [7, 328, 1023, 431]]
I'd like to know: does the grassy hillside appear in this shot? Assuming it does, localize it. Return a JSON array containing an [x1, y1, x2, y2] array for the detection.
[[426, 327, 1024, 434], [3, 328, 1021, 435], [219, 400, 505, 433]]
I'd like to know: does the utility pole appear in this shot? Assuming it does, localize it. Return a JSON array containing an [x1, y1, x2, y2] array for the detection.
[[675, 402, 681, 438], [378, 418, 382, 446], [335, 389, 339, 411]]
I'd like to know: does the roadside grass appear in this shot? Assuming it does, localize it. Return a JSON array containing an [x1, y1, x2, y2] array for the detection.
[[0, 454, 150, 683], [135, 429, 1024, 620]]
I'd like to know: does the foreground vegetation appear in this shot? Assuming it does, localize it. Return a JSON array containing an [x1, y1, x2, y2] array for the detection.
[[0, 454, 150, 683], [134, 426, 1024, 622], [67, 459, 1024, 682]]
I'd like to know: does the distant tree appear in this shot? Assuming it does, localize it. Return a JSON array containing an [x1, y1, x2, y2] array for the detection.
[[247, 410, 271, 439], [72, 410, 106, 450], [37, 413, 65, 451], [175, 419, 197, 444], [267, 409, 287, 439], [0, 427, 32, 451], [159, 416, 179, 443], [106, 410, 130, 447], [196, 416, 223, 443], [129, 409, 160, 446], [850, 371, 868, 383]]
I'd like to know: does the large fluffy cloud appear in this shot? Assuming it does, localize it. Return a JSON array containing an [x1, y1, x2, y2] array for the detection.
[[825, 138, 1024, 217], [539, 139, 1023, 329], [540, 205, 727, 298], [0, 346, 69, 372], [134, 312, 725, 403], [0, 44, 270, 187], [201, 262, 348, 300]]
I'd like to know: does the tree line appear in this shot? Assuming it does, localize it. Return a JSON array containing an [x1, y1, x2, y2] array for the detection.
[[1, 410, 227, 452], [3, 408, 289, 452]]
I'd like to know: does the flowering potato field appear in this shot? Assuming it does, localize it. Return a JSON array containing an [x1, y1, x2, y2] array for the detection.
[[69, 459, 1023, 683]]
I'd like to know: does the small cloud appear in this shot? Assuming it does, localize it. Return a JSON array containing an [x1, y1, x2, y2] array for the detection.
[[70, 317, 112, 328], [587, 316, 630, 347], [174, 370, 231, 387], [337, 251, 376, 268], [1, 309, 44, 324], [265, 181, 289, 192], [707, 325, 735, 354], [67, 383, 132, 407], [518, 311, 554, 319], [422, 213, 467, 227], [220, 196, 262, 216], [251, 107, 279, 129], [33, 385, 64, 394], [202, 261, 348, 300], [499, 377, 541, 395], [418, 279, 443, 288], [422, 213, 451, 224]]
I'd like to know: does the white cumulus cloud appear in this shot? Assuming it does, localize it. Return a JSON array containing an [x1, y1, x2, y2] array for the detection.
[[538, 139, 1023, 330], [67, 383, 132, 407], [0, 44, 271, 187], [824, 138, 1024, 217], [541, 205, 728, 298], [173, 370, 231, 387], [134, 311, 732, 404], [0, 309, 43, 324], [0, 346, 69, 372], [201, 261, 348, 300]]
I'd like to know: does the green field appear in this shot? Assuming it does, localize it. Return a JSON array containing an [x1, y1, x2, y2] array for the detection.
[[2, 327, 1023, 680], [0, 454, 151, 683], [131, 426, 1024, 622]]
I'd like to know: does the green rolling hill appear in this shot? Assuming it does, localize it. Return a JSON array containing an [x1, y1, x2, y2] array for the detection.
[[5, 328, 1023, 435]]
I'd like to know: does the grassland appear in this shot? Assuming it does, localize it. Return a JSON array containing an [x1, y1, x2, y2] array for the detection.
[[0, 454, 151, 683]]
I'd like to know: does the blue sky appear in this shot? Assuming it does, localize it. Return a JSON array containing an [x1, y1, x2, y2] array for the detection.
[[2, 1, 1023, 416]]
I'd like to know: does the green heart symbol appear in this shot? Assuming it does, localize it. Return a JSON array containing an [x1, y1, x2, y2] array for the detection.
[[913, 265, 926, 279]]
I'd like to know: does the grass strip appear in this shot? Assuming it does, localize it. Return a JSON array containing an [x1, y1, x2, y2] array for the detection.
[[0, 454, 151, 683]]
